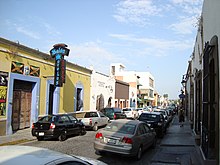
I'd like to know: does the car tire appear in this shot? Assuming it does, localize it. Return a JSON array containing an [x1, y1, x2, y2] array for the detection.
[[95, 150, 105, 155], [151, 138, 157, 149], [58, 132, 67, 141], [93, 124, 98, 131], [37, 137, 44, 141], [136, 146, 142, 160], [80, 128, 86, 136]]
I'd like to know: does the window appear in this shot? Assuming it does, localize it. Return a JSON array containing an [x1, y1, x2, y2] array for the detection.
[[99, 112, 105, 117], [85, 112, 98, 118], [137, 124, 147, 135], [149, 77, 154, 88], [68, 115, 77, 122]]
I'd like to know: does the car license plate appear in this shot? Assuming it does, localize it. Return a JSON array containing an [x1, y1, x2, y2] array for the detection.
[[108, 138, 116, 144], [104, 137, 116, 144], [39, 132, 44, 136]]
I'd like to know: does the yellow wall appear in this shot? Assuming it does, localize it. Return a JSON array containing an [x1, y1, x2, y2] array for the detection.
[[0, 38, 91, 117]]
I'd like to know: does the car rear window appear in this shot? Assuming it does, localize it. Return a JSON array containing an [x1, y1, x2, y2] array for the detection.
[[104, 122, 136, 135], [39, 116, 58, 122], [139, 113, 160, 122], [123, 108, 131, 111], [85, 112, 98, 118], [74, 112, 86, 118]]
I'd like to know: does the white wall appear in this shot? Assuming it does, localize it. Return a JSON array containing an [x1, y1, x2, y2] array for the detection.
[[90, 70, 115, 110]]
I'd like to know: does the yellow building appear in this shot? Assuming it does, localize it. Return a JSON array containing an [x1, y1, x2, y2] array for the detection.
[[0, 37, 91, 135]]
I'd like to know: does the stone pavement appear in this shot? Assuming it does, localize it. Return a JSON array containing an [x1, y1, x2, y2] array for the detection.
[[150, 115, 204, 165], [0, 127, 36, 146], [0, 115, 205, 165]]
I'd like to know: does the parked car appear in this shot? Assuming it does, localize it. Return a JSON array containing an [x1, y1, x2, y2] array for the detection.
[[138, 111, 166, 138], [122, 107, 139, 119], [136, 108, 144, 116], [0, 145, 107, 165], [32, 114, 86, 141], [100, 107, 126, 120], [94, 119, 157, 160], [154, 109, 171, 127], [71, 111, 109, 131]]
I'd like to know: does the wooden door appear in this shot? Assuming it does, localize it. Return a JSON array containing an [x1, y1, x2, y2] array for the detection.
[[20, 91, 32, 128], [12, 90, 21, 131], [12, 90, 32, 131]]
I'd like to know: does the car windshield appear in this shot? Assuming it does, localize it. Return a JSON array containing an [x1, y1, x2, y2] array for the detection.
[[104, 122, 136, 135], [139, 113, 160, 122]]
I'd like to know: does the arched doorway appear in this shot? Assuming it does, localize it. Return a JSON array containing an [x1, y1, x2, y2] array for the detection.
[[96, 94, 104, 111]]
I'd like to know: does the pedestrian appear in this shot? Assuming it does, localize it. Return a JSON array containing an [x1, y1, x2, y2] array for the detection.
[[178, 108, 185, 127]]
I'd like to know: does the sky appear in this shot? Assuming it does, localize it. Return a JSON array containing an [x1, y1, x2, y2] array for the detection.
[[0, 0, 203, 99]]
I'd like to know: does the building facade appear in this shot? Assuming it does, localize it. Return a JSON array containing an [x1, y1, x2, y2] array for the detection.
[[136, 72, 155, 107], [90, 69, 115, 110], [115, 79, 129, 109], [110, 63, 155, 109], [0, 38, 91, 136], [183, 0, 220, 164]]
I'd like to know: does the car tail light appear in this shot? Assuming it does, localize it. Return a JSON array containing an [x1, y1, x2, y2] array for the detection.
[[122, 137, 133, 144], [32, 123, 35, 129], [114, 114, 116, 119], [89, 118, 92, 126], [50, 123, 56, 129], [95, 132, 103, 139]]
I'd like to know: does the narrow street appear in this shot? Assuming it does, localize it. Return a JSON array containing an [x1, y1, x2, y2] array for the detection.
[[22, 129, 160, 165]]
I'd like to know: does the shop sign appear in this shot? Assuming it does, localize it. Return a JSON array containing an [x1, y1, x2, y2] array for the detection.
[[50, 44, 69, 87]]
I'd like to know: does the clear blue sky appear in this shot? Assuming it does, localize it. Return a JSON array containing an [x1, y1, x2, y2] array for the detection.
[[0, 0, 203, 99]]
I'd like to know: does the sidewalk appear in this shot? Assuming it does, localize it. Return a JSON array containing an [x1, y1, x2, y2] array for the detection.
[[150, 115, 204, 165], [0, 128, 36, 146]]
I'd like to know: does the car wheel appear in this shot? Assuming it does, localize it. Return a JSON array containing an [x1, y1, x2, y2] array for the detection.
[[80, 128, 86, 135], [93, 124, 98, 131], [136, 146, 142, 160], [37, 137, 44, 141], [58, 132, 67, 141], [95, 150, 105, 155], [151, 138, 157, 148]]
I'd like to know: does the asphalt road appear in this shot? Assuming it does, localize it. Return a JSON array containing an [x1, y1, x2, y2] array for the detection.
[[22, 130, 160, 165]]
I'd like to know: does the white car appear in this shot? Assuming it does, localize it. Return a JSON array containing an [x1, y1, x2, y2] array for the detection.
[[122, 108, 139, 119], [136, 108, 144, 116], [71, 110, 109, 131], [0, 145, 107, 165]]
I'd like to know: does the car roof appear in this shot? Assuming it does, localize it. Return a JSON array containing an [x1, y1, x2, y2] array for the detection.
[[0, 145, 74, 165], [111, 119, 144, 125], [0, 145, 107, 165], [141, 111, 161, 115]]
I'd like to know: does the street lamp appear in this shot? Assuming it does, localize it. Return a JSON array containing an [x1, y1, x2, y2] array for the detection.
[[181, 75, 186, 88]]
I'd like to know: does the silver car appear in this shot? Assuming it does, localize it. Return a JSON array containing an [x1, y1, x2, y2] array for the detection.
[[94, 119, 157, 160], [0, 145, 107, 165]]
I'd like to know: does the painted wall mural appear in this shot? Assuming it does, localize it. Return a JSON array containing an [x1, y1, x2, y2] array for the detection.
[[0, 71, 8, 118]]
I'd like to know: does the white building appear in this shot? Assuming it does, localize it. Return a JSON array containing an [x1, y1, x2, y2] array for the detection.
[[90, 69, 115, 110], [136, 72, 155, 107], [110, 63, 155, 108], [183, 0, 220, 164]]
